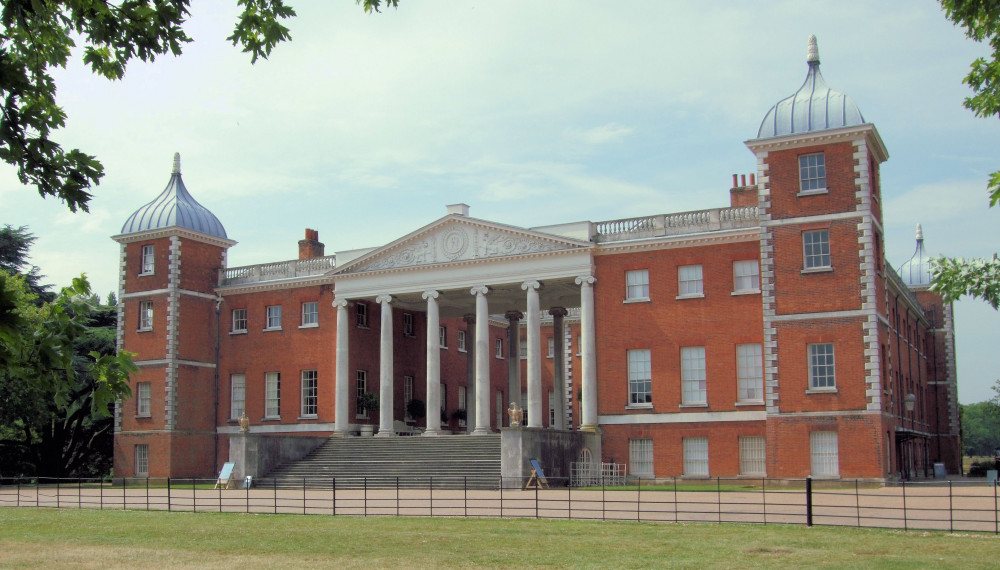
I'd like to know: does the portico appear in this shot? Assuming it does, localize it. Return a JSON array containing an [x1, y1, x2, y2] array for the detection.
[[330, 205, 598, 436]]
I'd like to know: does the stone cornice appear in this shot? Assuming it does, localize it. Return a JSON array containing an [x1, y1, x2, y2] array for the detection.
[[745, 123, 889, 163], [334, 247, 590, 282], [593, 228, 759, 256], [111, 226, 237, 249], [215, 276, 334, 296]]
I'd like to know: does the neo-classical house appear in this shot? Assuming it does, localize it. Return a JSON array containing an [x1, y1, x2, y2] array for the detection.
[[112, 37, 960, 483]]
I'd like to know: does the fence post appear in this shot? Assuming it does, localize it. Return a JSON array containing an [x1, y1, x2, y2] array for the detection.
[[464, 476, 468, 518], [17, 478, 21, 507], [902, 480, 908, 532], [36, 477, 39, 508], [273, 478, 277, 515], [429, 476, 433, 517], [56, 478, 60, 509], [192, 477, 196, 513], [167, 478, 171, 512], [949, 480, 953, 533], [78, 478, 82, 510], [805, 477, 813, 527], [220, 477, 224, 513], [535, 479, 539, 519], [717, 477, 722, 523], [122, 477, 127, 511], [636, 477, 641, 522], [146, 477, 150, 512], [363, 477, 368, 518], [246, 477, 250, 514], [762, 478, 767, 525], [303, 477, 307, 516], [601, 474, 606, 521], [332, 478, 336, 517], [568, 481, 572, 521], [99, 477, 103, 510], [673, 477, 678, 523], [994, 479, 998, 536], [855, 479, 860, 528], [396, 476, 400, 518]]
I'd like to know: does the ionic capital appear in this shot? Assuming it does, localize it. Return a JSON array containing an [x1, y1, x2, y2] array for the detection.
[[421, 289, 439, 301], [375, 294, 393, 305], [548, 306, 568, 317], [470, 284, 489, 296], [505, 310, 524, 322], [521, 280, 542, 291], [463, 313, 476, 324], [575, 275, 596, 286], [332, 298, 349, 309]]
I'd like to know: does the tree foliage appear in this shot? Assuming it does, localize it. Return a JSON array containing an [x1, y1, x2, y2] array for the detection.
[[0, 0, 396, 213], [933, 1, 1000, 305]]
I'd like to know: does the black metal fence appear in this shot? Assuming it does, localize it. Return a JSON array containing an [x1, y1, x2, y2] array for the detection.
[[1, 476, 997, 534]]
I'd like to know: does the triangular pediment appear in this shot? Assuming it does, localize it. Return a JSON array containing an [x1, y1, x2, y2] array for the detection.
[[335, 215, 593, 275]]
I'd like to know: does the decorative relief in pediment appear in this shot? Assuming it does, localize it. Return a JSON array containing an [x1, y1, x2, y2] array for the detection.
[[353, 224, 572, 272]]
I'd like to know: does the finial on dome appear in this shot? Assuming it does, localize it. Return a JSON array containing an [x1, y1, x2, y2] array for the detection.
[[807, 35, 819, 65], [915, 223, 924, 241], [172, 152, 181, 175]]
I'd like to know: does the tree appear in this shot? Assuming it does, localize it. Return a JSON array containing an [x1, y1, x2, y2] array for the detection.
[[0, 225, 53, 303], [0, 271, 136, 476], [932, 1, 1000, 307], [1, 0, 397, 213]]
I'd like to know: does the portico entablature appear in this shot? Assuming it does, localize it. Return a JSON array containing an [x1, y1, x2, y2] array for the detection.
[[332, 215, 594, 313]]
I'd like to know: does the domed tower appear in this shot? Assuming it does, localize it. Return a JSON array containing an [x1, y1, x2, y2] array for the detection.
[[897, 225, 961, 474], [112, 153, 235, 479], [746, 37, 891, 479]]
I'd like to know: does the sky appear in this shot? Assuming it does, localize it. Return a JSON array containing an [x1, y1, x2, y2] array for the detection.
[[2, 1, 999, 404]]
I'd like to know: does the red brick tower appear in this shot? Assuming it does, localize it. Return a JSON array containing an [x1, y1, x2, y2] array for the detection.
[[747, 36, 891, 478], [112, 153, 235, 478]]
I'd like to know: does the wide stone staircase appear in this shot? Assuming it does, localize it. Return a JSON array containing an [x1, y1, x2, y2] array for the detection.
[[255, 434, 502, 490]]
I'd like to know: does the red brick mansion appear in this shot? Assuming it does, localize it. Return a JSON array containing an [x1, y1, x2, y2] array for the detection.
[[113, 37, 960, 482]]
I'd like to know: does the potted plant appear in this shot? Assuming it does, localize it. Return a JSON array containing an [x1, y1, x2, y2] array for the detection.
[[451, 408, 467, 431], [439, 409, 451, 434], [358, 392, 379, 437], [406, 399, 426, 425]]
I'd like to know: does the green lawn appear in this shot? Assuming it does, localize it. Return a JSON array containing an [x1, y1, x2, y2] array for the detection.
[[1, 507, 998, 569]]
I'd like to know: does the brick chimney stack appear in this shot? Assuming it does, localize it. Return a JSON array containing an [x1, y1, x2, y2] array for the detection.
[[729, 173, 759, 208], [298, 228, 325, 259]]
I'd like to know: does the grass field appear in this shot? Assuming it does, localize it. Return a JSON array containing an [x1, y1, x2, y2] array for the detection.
[[2, 507, 999, 569]]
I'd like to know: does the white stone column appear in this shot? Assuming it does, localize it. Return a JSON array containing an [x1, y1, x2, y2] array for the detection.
[[549, 306, 568, 430], [522, 280, 542, 428], [471, 285, 491, 435], [333, 298, 350, 436], [375, 294, 395, 437], [422, 290, 441, 436], [463, 314, 476, 434], [576, 275, 598, 431], [505, 310, 523, 427]]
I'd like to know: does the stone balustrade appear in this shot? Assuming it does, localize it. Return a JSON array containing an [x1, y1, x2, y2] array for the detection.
[[593, 206, 759, 242], [220, 255, 336, 286]]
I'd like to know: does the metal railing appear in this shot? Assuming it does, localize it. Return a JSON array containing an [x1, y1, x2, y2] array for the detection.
[[2, 476, 997, 533]]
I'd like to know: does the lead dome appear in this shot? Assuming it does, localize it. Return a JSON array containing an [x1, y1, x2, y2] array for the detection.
[[120, 153, 228, 239], [756, 36, 866, 139]]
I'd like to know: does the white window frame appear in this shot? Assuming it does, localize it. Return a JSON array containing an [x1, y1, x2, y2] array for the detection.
[[549, 390, 556, 426], [733, 260, 760, 294], [439, 326, 448, 348], [135, 444, 149, 477], [300, 370, 318, 417], [140, 244, 155, 275], [810, 431, 840, 478], [808, 343, 836, 390], [739, 436, 766, 476], [625, 269, 650, 302], [677, 264, 704, 298], [803, 229, 831, 270], [265, 372, 280, 419], [547, 337, 554, 358], [138, 300, 153, 331], [356, 302, 369, 328], [404, 375, 414, 420], [301, 302, 318, 327], [519, 338, 527, 359], [680, 346, 707, 405], [232, 308, 247, 333], [402, 313, 414, 336], [495, 338, 503, 359], [265, 305, 282, 330], [683, 436, 709, 477], [629, 438, 654, 478], [799, 153, 827, 193], [136, 382, 151, 417], [736, 344, 764, 403], [356, 371, 369, 418], [457, 386, 467, 427], [230, 374, 246, 419], [457, 330, 467, 352], [627, 348, 652, 407]]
